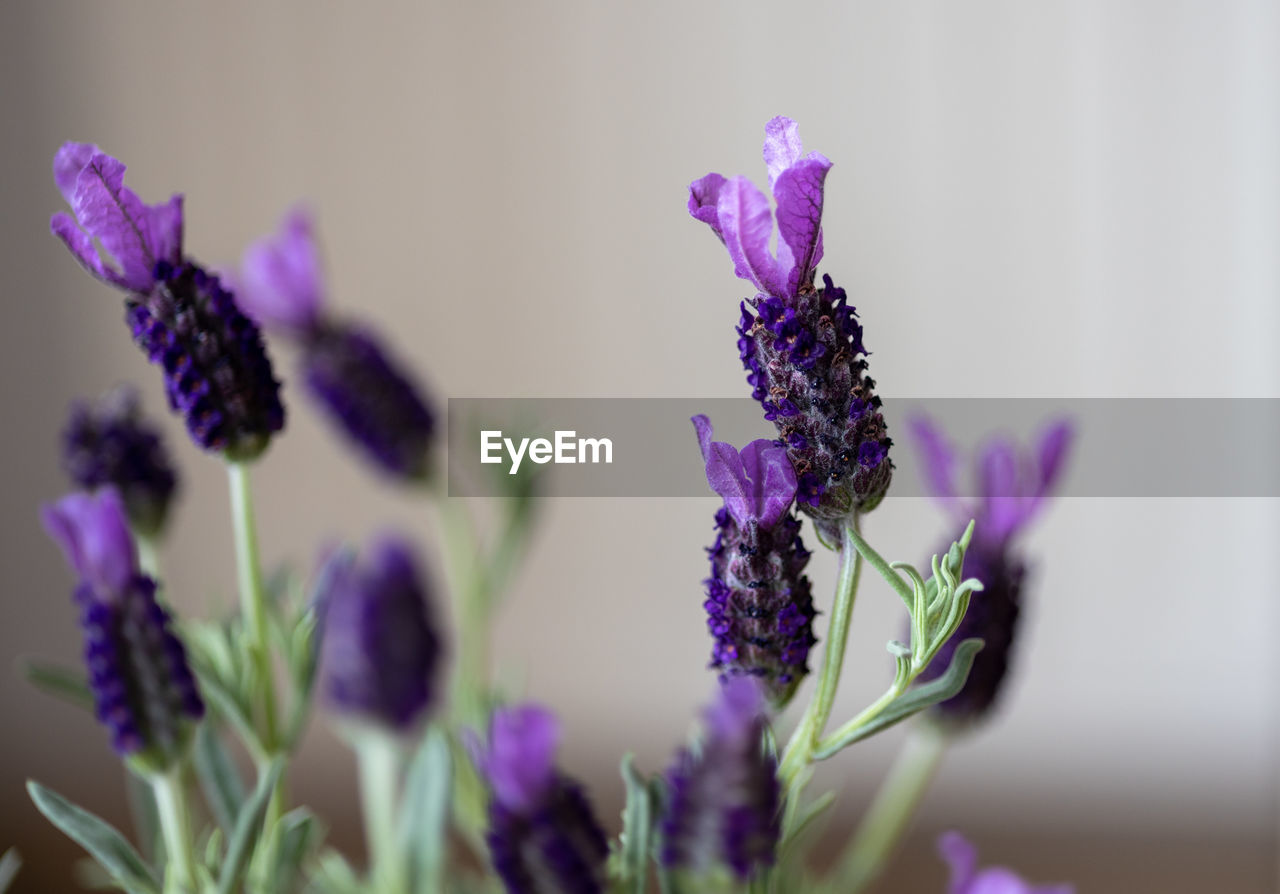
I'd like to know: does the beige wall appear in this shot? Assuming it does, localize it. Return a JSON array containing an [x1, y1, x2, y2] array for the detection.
[[1, 1, 1276, 891]]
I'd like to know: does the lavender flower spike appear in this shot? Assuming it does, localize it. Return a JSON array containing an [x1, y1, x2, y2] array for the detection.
[[239, 207, 436, 480], [939, 832, 1074, 894], [62, 386, 177, 538], [51, 143, 284, 460], [910, 415, 1075, 725], [661, 677, 781, 880], [690, 118, 892, 523], [694, 416, 816, 708], [316, 536, 442, 731], [478, 704, 609, 894], [41, 489, 203, 764]]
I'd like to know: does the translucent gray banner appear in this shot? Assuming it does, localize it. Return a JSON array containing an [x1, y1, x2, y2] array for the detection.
[[446, 398, 1280, 498]]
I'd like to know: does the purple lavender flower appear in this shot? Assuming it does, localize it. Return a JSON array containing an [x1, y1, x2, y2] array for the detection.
[[239, 207, 436, 480], [61, 386, 177, 538], [938, 832, 1074, 894], [694, 415, 816, 708], [51, 143, 284, 460], [689, 118, 892, 523], [661, 677, 780, 880], [476, 705, 608, 894], [315, 536, 442, 731], [910, 416, 1074, 725], [41, 489, 203, 763]]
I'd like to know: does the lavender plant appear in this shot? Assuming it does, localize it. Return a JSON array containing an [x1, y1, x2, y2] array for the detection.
[[20, 122, 1074, 894]]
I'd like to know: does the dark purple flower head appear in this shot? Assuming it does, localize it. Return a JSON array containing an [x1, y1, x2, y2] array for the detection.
[[41, 490, 203, 763], [50, 143, 182, 294], [694, 417, 815, 708], [662, 677, 780, 879], [51, 143, 285, 460], [238, 207, 436, 479], [316, 536, 442, 731], [909, 416, 1074, 725], [62, 386, 178, 538], [477, 704, 609, 894], [939, 832, 1074, 894], [690, 120, 892, 521]]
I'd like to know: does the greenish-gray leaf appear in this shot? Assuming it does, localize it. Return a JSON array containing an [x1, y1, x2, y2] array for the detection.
[[400, 726, 452, 893], [216, 757, 284, 894], [271, 807, 322, 894], [193, 723, 246, 834], [0, 849, 21, 894], [27, 780, 159, 894], [614, 754, 653, 894], [21, 660, 93, 711]]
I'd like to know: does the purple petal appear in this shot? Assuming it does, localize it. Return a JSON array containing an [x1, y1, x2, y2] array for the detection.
[[53, 142, 99, 206], [774, 156, 832, 293], [51, 212, 130, 290], [688, 173, 728, 243], [704, 676, 765, 745], [40, 489, 138, 598], [738, 438, 798, 527], [1035, 420, 1075, 499], [939, 831, 1074, 894], [484, 704, 560, 814], [716, 176, 784, 298], [976, 438, 1023, 542], [238, 206, 325, 330], [908, 414, 963, 516], [691, 416, 754, 528], [938, 832, 979, 894], [762, 117, 804, 188]]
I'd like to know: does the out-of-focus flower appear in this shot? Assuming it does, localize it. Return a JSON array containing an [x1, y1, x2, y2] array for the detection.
[[661, 677, 780, 879], [50, 143, 284, 460], [238, 207, 435, 480], [61, 386, 178, 538], [938, 832, 1074, 894], [476, 704, 608, 894], [41, 489, 203, 763], [315, 536, 442, 731], [910, 416, 1074, 724], [694, 415, 815, 707], [689, 118, 892, 522]]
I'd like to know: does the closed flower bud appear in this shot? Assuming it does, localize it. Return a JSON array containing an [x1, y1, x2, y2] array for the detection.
[[694, 416, 815, 708], [61, 386, 178, 538], [41, 490, 203, 766], [662, 677, 780, 879], [50, 143, 285, 460], [316, 536, 442, 731], [689, 118, 892, 522], [477, 705, 608, 894]]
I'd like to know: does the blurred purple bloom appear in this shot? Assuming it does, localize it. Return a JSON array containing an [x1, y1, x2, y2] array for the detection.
[[62, 386, 178, 538], [693, 414, 796, 528], [478, 704, 609, 894], [316, 536, 442, 731], [662, 678, 780, 879], [41, 489, 137, 600], [238, 206, 325, 331], [50, 143, 183, 293], [693, 418, 815, 706], [939, 832, 1074, 894]]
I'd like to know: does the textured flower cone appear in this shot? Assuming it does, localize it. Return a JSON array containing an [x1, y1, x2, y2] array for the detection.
[[126, 261, 284, 461], [918, 543, 1025, 725], [740, 274, 893, 521], [78, 576, 204, 765], [487, 778, 610, 894], [705, 507, 816, 708], [62, 387, 177, 537], [300, 323, 435, 480], [662, 678, 781, 880]]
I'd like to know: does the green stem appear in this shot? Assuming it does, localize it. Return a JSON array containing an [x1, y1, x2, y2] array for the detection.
[[227, 462, 278, 750], [831, 725, 947, 893], [778, 515, 864, 803], [136, 534, 161, 581], [357, 732, 406, 894], [151, 768, 196, 894]]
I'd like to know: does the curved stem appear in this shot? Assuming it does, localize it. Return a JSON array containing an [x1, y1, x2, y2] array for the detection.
[[831, 725, 947, 892]]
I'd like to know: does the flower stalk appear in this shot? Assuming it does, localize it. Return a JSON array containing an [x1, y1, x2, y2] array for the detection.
[[150, 766, 196, 894], [356, 731, 407, 894], [227, 461, 278, 751]]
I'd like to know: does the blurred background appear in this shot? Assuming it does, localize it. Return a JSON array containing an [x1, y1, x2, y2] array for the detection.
[[1, 1, 1276, 891]]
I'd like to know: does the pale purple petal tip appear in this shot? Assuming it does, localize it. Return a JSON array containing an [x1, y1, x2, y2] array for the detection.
[[1035, 420, 1074, 498], [908, 414, 962, 513], [692, 414, 715, 463], [40, 489, 138, 597], [53, 142, 99, 206], [688, 173, 728, 244], [762, 117, 804, 187], [705, 676, 765, 745], [939, 831, 979, 894], [774, 155, 832, 293], [484, 704, 560, 814], [238, 205, 325, 330], [51, 212, 129, 289], [717, 176, 785, 298]]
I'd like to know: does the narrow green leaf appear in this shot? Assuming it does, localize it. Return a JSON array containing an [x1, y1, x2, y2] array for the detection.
[[615, 754, 653, 894], [0, 849, 21, 893], [123, 772, 160, 867], [20, 660, 94, 711], [271, 807, 322, 894], [27, 781, 159, 894], [216, 757, 284, 894], [400, 726, 452, 892], [195, 670, 265, 762], [193, 723, 246, 834], [813, 639, 984, 759]]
